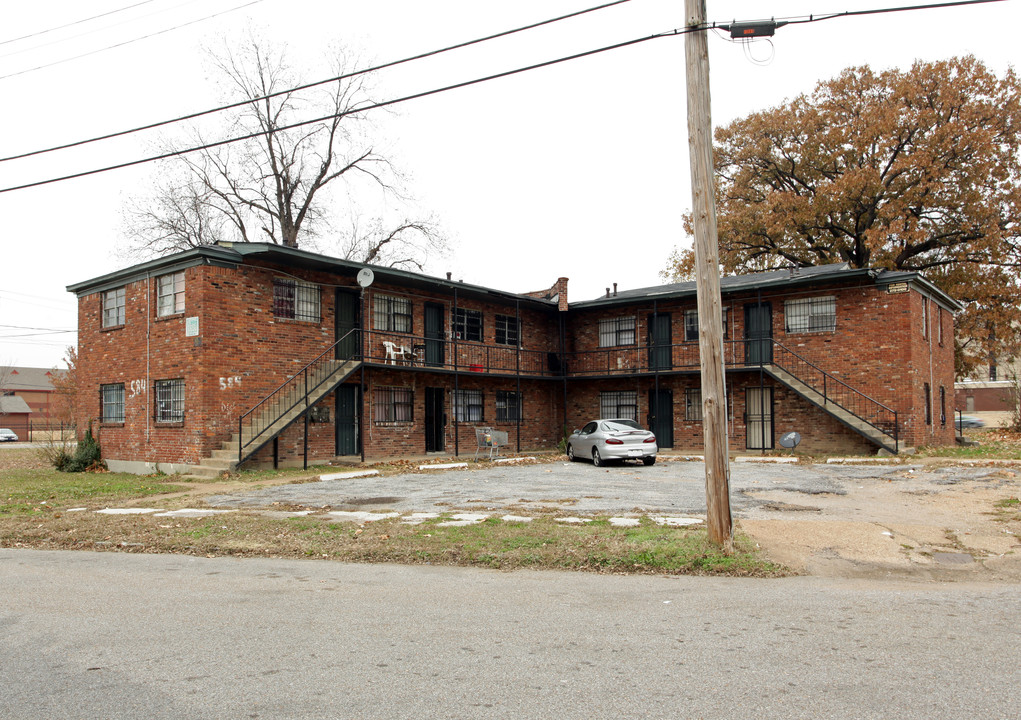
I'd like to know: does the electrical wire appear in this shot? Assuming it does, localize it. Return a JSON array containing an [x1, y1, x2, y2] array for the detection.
[[0, 0, 161, 47], [0, 27, 683, 194], [0, 0, 632, 164], [0, 0, 265, 82], [733, 0, 1005, 28]]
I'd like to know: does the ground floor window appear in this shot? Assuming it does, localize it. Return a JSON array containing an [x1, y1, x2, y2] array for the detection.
[[154, 379, 184, 423], [101, 383, 125, 423], [373, 387, 413, 423], [685, 388, 702, 422], [495, 391, 522, 421], [746, 387, 773, 449], [924, 383, 932, 425], [599, 390, 637, 421], [454, 389, 484, 422]]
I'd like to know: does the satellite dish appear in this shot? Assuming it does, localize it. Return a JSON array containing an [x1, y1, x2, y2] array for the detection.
[[779, 431, 801, 450], [356, 268, 375, 288]]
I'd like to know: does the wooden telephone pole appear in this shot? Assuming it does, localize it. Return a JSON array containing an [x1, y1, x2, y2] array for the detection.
[[685, 0, 733, 549]]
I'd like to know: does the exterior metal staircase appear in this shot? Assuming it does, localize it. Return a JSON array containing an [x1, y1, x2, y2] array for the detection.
[[188, 332, 362, 478], [759, 341, 901, 454]]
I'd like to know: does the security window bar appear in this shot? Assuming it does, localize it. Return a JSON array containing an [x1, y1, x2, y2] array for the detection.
[[154, 379, 184, 423], [102, 287, 126, 328], [495, 391, 522, 421], [156, 272, 185, 317], [452, 308, 483, 342], [785, 296, 836, 333], [685, 388, 703, 422], [939, 386, 946, 426], [373, 295, 413, 333], [273, 278, 321, 322], [373, 387, 413, 423], [599, 390, 638, 421], [495, 314, 520, 346], [684, 309, 698, 342], [454, 389, 484, 422], [924, 383, 932, 426], [100, 383, 125, 423], [598, 316, 636, 347], [921, 297, 929, 339]]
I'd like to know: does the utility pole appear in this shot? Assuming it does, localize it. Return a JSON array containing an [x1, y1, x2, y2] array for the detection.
[[685, 0, 733, 550]]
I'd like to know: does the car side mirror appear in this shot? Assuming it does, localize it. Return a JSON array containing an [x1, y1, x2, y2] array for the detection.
[[572, 429, 580, 435]]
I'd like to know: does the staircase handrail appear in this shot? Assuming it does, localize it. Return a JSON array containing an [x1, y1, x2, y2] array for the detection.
[[238, 329, 361, 462], [764, 339, 898, 448]]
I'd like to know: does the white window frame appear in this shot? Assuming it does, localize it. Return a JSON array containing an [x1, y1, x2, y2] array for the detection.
[[102, 287, 126, 328], [157, 272, 185, 317], [785, 296, 836, 334], [373, 386, 413, 423], [453, 389, 484, 422]]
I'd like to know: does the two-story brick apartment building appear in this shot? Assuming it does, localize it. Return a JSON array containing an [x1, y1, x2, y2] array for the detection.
[[68, 242, 959, 474]]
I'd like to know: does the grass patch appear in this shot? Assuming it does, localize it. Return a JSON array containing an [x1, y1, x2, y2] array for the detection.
[[916, 429, 1021, 460], [0, 467, 181, 515], [993, 497, 1021, 524]]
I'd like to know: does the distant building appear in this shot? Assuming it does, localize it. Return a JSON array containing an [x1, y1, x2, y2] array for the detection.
[[0, 395, 32, 439], [0, 366, 66, 422]]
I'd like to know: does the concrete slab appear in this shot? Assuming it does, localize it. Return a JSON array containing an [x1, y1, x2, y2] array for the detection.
[[96, 508, 163, 515], [320, 470, 380, 481], [326, 511, 399, 523], [153, 509, 236, 518]]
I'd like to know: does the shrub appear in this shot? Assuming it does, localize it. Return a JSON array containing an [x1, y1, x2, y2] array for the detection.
[[62, 425, 105, 473]]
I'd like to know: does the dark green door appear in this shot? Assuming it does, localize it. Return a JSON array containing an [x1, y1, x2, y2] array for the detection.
[[335, 290, 359, 360], [424, 302, 445, 367], [335, 385, 358, 456], [648, 313, 672, 370], [744, 302, 773, 364], [425, 387, 445, 452], [648, 388, 673, 448]]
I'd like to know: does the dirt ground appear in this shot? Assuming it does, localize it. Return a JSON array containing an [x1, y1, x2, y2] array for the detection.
[[738, 459, 1021, 582]]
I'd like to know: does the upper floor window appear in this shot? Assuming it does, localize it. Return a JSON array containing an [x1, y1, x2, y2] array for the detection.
[[599, 390, 637, 421], [154, 379, 185, 423], [785, 296, 835, 333], [684, 308, 728, 341], [920, 296, 929, 339], [374, 295, 412, 333], [598, 316, 635, 347], [157, 271, 185, 317], [937, 306, 944, 346], [453, 308, 483, 342], [100, 383, 125, 423], [273, 278, 321, 322], [102, 287, 126, 328], [495, 314, 520, 346]]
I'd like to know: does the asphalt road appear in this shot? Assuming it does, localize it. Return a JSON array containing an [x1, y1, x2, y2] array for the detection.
[[206, 458, 1006, 516], [3, 549, 1019, 719]]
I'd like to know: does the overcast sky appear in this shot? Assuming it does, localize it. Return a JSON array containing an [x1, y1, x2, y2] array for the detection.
[[1, 0, 1017, 369]]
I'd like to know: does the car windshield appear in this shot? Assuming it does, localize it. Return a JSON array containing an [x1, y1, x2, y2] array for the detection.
[[603, 419, 641, 431]]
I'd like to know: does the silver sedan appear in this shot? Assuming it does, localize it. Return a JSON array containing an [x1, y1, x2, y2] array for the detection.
[[566, 418, 658, 466]]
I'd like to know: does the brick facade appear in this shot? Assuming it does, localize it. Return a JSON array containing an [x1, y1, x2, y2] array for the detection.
[[68, 245, 959, 471]]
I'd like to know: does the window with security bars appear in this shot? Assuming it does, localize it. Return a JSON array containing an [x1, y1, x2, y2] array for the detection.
[[373, 295, 413, 333], [924, 383, 932, 425], [495, 391, 522, 421], [102, 287, 125, 328], [452, 308, 483, 342], [101, 383, 125, 423], [495, 314, 520, 346], [273, 278, 321, 322], [374, 387, 413, 423], [156, 272, 185, 317], [939, 386, 946, 426], [684, 308, 729, 341], [154, 379, 184, 423], [784, 296, 836, 333], [685, 388, 703, 422], [453, 389, 484, 422], [599, 390, 637, 421], [598, 316, 635, 347]]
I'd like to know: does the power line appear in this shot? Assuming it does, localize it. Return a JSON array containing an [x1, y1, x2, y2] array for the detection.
[[776, 0, 1006, 25], [0, 0, 632, 164], [0, 28, 682, 194], [0, 0, 265, 82], [0, 331, 77, 339], [0, 325, 76, 332], [0, 0, 161, 47]]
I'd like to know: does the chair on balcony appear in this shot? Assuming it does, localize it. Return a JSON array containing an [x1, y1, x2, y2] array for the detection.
[[383, 341, 411, 365]]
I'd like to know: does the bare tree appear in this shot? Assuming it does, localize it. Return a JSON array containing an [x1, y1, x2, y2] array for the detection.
[[124, 33, 447, 268]]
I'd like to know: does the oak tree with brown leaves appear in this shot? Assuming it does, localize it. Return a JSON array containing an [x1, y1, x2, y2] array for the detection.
[[664, 56, 1021, 376]]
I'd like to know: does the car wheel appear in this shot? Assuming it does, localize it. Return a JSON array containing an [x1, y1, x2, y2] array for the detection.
[[567, 444, 577, 462], [592, 448, 603, 467], [642, 456, 656, 466]]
